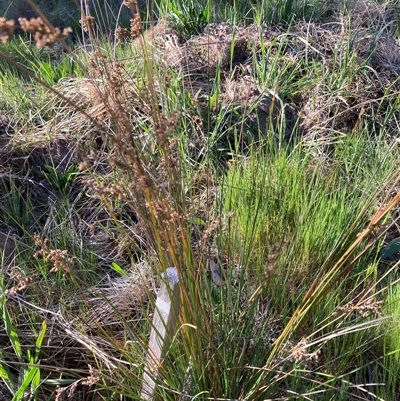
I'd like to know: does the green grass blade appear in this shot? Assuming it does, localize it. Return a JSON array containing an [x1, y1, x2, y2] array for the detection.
[[35, 320, 47, 362], [0, 357, 15, 394], [2, 301, 22, 361], [111, 262, 127, 276], [11, 366, 39, 401]]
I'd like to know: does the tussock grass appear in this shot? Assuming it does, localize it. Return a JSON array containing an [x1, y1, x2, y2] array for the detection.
[[0, 0, 400, 400]]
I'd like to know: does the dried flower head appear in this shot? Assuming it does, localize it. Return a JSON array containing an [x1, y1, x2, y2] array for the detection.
[[130, 13, 143, 39], [0, 18, 15, 44], [334, 299, 383, 318], [122, 0, 143, 39], [115, 26, 130, 44], [47, 249, 74, 275], [5, 268, 34, 295], [154, 112, 179, 146], [291, 338, 321, 369], [18, 17, 72, 48], [81, 364, 100, 386], [33, 235, 74, 275], [55, 364, 99, 401], [79, 15, 95, 33], [123, 0, 139, 10]]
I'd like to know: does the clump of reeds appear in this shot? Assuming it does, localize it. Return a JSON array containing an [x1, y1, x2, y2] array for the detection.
[[1, 1, 400, 400]]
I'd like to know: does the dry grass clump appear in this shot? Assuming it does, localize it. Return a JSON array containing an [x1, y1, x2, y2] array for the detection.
[[320, 0, 400, 80], [145, 20, 253, 101], [222, 77, 296, 141], [373, 35, 400, 77], [0, 114, 14, 151], [299, 83, 362, 140], [327, 0, 398, 30], [76, 270, 150, 330], [186, 23, 250, 72], [288, 19, 399, 140]]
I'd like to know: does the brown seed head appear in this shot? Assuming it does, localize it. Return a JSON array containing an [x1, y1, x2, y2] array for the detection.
[[130, 13, 143, 39], [18, 17, 72, 48], [79, 15, 95, 33], [0, 18, 15, 44]]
